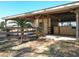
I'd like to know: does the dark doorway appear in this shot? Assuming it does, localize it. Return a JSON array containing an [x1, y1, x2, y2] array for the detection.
[[50, 19, 58, 34], [50, 19, 54, 34]]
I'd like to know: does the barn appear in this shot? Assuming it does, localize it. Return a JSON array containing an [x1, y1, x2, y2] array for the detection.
[[2, 1, 79, 40]]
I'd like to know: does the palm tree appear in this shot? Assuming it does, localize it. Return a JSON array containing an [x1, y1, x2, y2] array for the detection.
[[0, 21, 5, 31], [15, 18, 32, 43]]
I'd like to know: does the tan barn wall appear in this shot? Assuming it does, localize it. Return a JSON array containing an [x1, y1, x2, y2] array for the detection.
[[54, 26, 76, 36], [34, 16, 76, 36], [43, 18, 51, 34], [34, 17, 51, 34]]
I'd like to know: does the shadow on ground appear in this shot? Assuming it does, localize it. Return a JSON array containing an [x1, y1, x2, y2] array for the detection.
[[14, 47, 33, 57], [43, 40, 79, 57], [0, 39, 79, 57]]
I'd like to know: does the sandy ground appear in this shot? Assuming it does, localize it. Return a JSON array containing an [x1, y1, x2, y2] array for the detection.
[[0, 35, 78, 57]]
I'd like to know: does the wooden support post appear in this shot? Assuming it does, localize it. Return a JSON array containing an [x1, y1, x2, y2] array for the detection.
[[43, 18, 48, 35], [75, 9, 79, 40], [47, 14, 51, 34], [5, 19, 7, 29], [34, 18, 39, 27]]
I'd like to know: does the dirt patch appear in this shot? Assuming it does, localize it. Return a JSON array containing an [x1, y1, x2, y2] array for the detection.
[[0, 38, 79, 57], [0, 50, 18, 57]]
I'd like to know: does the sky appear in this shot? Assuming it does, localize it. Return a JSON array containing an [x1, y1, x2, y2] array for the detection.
[[0, 1, 73, 22]]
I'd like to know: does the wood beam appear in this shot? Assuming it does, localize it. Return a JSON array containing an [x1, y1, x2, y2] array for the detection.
[[75, 9, 79, 40]]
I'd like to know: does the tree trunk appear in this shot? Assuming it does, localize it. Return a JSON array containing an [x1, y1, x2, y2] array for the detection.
[[20, 27, 24, 44]]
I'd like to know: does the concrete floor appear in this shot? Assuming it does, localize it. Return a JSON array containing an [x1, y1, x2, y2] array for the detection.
[[40, 35, 76, 41]]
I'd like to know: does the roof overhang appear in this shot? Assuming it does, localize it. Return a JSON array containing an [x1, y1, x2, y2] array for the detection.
[[2, 1, 79, 20]]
